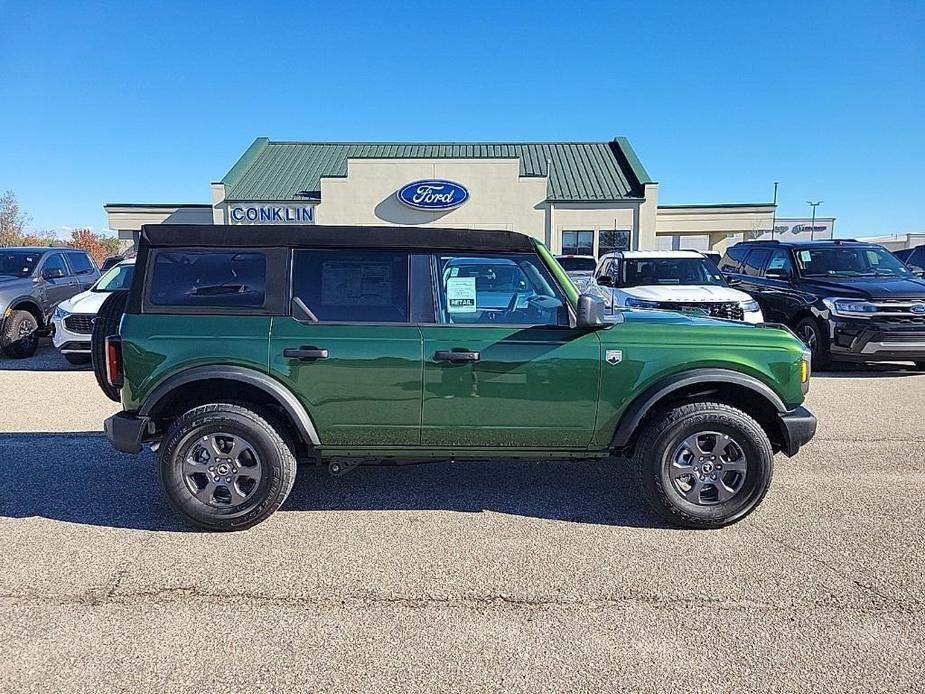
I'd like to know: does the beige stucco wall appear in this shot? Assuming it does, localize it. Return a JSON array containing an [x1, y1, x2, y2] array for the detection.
[[316, 158, 550, 241]]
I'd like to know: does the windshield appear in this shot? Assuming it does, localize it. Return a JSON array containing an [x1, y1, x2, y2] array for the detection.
[[619, 258, 727, 287], [0, 251, 43, 278], [93, 263, 134, 292], [556, 257, 597, 272], [795, 246, 911, 278]]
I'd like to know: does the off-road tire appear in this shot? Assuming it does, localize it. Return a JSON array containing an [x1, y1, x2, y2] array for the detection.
[[635, 401, 774, 529], [91, 290, 129, 402], [63, 353, 91, 366], [159, 403, 298, 531], [1, 309, 40, 359], [795, 316, 831, 370]]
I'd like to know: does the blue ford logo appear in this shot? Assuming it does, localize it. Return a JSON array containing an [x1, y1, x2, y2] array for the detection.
[[911, 304, 925, 314], [397, 179, 469, 210]]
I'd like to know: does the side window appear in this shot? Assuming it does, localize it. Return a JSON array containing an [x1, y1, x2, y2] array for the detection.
[[910, 247, 925, 267], [743, 249, 770, 277], [766, 249, 795, 275], [67, 252, 96, 275], [149, 250, 267, 307], [292, 249, 409, 322], [719, 245, 748, 273], [562, 230, 594, 256], [42, 253, 69, 278], [596, 258, 611, 278], [435, 253, 567, 326]]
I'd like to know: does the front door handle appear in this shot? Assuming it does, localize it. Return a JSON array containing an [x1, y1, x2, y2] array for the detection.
[[434, 349, 480, 362], [283, 347, 329, 361]]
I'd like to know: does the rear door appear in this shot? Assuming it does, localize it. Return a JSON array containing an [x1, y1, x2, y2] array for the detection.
[[67, 252, 101, 291], [269, 248, 424, 447], [419, 251, 601, 449]]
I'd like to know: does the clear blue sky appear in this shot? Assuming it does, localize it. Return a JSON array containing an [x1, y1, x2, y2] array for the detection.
[[1, 0, 922, 237]]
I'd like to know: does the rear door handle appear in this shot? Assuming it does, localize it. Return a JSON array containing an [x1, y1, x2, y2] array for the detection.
[[283, 347, 329, 361], [434, 349, 480, 362]]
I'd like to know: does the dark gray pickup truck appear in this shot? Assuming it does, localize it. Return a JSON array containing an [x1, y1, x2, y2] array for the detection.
[[0, 247, 100, 358]]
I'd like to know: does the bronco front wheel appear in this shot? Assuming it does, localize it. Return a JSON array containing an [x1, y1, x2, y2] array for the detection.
[[636, 401, 774, 528], [159, 403, 297, 531]]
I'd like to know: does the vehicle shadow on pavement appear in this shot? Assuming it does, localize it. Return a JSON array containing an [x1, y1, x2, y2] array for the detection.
[[0, 433, 664, 531], [286, 457, 662, 528], [0, 342, 90, 372], [814, 362, 925, 379]]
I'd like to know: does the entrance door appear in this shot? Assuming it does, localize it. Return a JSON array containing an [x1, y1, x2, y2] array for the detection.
[[269, 249, 423, 447], [420, 252, 601, 449]]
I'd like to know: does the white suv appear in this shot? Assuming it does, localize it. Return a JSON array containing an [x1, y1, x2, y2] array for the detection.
[[52, 259, 135, 364], [591, 250, 764, 323]]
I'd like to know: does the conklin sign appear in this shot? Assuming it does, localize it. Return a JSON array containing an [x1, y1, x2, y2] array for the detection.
[[228, 204, 316, 224]]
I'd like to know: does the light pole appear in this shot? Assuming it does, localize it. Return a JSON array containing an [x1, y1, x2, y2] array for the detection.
[[770, 182, 779, 239], [807, 201, 823, 240]]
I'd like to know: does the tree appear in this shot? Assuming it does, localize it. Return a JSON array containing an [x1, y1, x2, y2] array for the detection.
[[0, 190, 30, 246], [68, 228, 122, 266]]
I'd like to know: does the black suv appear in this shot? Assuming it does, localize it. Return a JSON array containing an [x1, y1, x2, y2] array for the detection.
[[719, 240, 925, 368], [894, 245, 925, 274]]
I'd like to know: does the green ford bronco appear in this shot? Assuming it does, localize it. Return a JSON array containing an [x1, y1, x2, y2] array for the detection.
[[102, 224, 816, 531]]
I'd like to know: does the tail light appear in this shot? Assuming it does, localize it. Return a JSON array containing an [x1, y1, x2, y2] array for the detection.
[[105, 335, 124, 388]]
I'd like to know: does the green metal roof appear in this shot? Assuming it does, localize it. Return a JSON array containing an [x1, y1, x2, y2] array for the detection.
[[221, 138, 653, 202]]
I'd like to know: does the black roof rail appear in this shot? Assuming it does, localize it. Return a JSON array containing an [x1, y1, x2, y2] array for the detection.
[[738, 239, 779, 244]]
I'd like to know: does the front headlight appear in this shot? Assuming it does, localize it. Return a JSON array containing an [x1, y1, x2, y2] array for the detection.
[[53, 306, 69, 320], [625, 297, 659, 309], [822, 297, 877, 317], [739, 299, 760, 313]]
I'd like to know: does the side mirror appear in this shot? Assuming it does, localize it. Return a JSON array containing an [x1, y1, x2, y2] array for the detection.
[[576, 294, 607, 328], [765, 268, 792, 281], [43, 267, 66, 280], [596, 275, 613, 287], [911, 267, 924, 278]]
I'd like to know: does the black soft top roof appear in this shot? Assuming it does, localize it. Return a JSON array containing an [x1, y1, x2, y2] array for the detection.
[[140, 224, 536, 253]]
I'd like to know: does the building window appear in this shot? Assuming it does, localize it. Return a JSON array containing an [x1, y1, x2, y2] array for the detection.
[[598, 230, 630, 257], [562, 230, 594, 256]]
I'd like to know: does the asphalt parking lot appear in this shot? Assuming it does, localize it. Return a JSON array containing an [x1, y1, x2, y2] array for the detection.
[[0, 343, 923, 693]]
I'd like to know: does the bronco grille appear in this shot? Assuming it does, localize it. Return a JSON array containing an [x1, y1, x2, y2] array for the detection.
[[64, 314, 94, 334], [655, 302, 745, 321]]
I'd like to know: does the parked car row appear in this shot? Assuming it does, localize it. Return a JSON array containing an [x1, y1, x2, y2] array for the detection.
[[557, 239, 925, 369]]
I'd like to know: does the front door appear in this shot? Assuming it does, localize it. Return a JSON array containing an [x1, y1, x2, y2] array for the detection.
[[420, 252, 601, 449], [40, 253, 77, 311], [269, 249, 423, 447]]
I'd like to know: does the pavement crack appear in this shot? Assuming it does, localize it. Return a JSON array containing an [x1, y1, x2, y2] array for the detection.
[[0, 587, 918, 614], [750, 524, 914, 609]]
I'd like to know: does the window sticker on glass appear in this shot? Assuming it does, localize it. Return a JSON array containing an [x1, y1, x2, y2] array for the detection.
[[799, 250, 811, 263], [321, 261, 392, 306], [446, 276, 477, 313]]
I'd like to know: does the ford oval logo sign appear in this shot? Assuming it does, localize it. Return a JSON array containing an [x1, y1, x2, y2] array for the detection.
[[397, 179, 469, 210], [911, 304, 925, 314]]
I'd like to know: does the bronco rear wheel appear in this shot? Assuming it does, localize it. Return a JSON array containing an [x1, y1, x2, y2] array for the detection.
[[159, 403, 298, 531], [636, 401, 774, 529]]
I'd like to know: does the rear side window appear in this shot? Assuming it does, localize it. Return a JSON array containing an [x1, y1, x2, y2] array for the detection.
[[719, 245, 748, 272], [292, 249, 409, 322], [149, 250, 267, 307], [68, 252, 96, 275], [743, 249, 770, 276]]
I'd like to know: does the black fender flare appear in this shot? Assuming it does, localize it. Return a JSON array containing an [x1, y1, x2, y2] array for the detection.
[[3, 295, 45, 326], [139, 365, 320, 446], [610, 368, 787, 448]]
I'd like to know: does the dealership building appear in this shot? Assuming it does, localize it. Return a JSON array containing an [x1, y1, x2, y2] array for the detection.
[[105, 137, 777, 255]]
